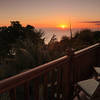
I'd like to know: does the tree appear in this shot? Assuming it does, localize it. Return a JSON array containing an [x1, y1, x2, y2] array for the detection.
[[0, 21, 45, 58], [60, 36, 70, 51], [0, 21, 24, 58], [47, 34, 62, 60], [0, 21, 46, 78]]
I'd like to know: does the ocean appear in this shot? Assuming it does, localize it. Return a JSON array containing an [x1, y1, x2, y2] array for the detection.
[[39, 28, 100, 44]]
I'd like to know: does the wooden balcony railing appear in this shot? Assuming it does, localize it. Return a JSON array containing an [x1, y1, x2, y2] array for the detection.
[[0, 43, 100, 100]]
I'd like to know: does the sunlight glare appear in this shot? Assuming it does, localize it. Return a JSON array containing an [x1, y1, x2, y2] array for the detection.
[[58, 24, 68, 29]]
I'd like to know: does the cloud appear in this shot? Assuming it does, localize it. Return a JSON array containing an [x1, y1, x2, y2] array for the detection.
[[80, 21, 100, 24], [80, 21, 100, 26], [95, 24, 100, 26]]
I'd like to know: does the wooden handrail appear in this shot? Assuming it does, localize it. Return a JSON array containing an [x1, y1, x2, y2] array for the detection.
[[75, 43, 100, 57], [0, 56, 69, 93], [0, 43, 100, 100]]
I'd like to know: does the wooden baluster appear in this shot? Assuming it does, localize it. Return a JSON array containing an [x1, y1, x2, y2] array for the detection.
[[24, 82, 30, 100], [54, 67, 62, 100], [60, 67, 64, 100], [33, 78, 39, 100], [62, 62, 70, 100], [57, 67, 63, 100], [66, 48, 75, 100], [52, 70, 56, 100], [9, 88, 16, 100], [43, 74, 48, 100], [55, 67, 60, 100]]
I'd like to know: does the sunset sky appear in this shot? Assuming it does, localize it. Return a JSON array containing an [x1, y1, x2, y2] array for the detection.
[[0, 0, 100, 29]]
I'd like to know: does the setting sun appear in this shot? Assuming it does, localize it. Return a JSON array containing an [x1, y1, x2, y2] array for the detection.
[[61, 25, 67, 29], [57, 24, 68, 29]]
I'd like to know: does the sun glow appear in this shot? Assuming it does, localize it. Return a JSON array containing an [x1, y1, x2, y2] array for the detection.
[[61, 25, 66, 29], [57, 24, 68, 29]]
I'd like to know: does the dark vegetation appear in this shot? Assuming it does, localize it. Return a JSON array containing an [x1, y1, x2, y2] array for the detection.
[[0, 21, 100, 80]]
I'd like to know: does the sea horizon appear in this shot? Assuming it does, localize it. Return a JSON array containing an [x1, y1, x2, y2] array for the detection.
[[37, 27, 100, 44]]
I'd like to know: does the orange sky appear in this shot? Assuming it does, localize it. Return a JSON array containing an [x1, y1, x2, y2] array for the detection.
[[0, 0, 100, 29]]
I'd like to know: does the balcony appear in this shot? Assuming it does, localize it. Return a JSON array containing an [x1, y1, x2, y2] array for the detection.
[[0, 43, 100, 100]]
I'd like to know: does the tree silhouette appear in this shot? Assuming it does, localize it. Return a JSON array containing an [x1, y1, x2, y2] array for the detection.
[[1, 21, 100, 79]]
